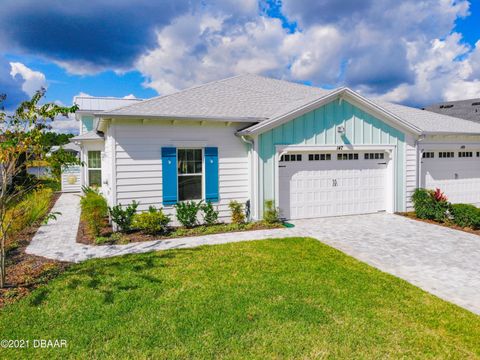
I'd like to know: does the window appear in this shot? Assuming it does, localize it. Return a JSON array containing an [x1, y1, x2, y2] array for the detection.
[[458, 151, 473, 158], [177, 149, 203, 201], [280, 154, 302, 162], [477, 152, 480, 157], [365, 153, 385, 160], [308, 153, 331, 161], [439, 152, 454, 158], [422, 152, 434, 159], [337, 153, 359, 160], [87, 151, 102, 187]]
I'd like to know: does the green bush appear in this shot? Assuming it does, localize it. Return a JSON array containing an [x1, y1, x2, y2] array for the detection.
[[175, 201, 202, 228], [201, 202, 219, 225], [263, 200, 281, 224], [412, 188, 450, 222], [451, 204, 480, 229], [80, 188, 108, 237], [108, 201, 138, 232], [229, 200, 245, 224], [132, 207, 171, 235]]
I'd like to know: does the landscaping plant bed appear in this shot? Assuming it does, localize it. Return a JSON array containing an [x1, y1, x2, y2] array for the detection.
[[77, 217, 285, 245], [399, 211, 480, 237], [0, 192, 70, 308]]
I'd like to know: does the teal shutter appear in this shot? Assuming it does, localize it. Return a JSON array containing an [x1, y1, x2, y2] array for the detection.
[[162, 147, 177, 205], [204, 147, 219, 202]]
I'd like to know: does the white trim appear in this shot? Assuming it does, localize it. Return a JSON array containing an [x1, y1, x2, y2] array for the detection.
[[111, 125, 117, 206], [237, 88, 422, 136], [273, 144, 397, 215], [176, 148, 204, 202], [419, 142, 480, 150]]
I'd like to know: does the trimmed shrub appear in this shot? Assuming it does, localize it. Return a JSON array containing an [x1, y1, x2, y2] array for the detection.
[[175, 201, 203, 228], [412, 188, 450, 222], [109, 201, 139, 232], [201, 202, 219, 225], [132, 207, 171, 235], [451, 204, 480, 229], [229, 200, 245, 224], [263, 200, 281, 224], [80, 188, 108, 237]]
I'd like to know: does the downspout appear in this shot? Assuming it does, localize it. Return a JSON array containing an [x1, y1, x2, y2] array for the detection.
[[240, 135, 254, 221], [416, 134, 426, 189]]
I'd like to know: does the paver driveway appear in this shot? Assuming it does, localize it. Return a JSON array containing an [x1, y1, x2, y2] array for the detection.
[[28, 194, 480, 315], [292, 214, 480, 315]]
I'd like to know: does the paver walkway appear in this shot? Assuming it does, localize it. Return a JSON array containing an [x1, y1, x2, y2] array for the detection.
[[27, 193, 480, 315]]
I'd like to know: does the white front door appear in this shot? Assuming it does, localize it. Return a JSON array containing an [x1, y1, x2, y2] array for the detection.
[[421, 151, 480, 206], [278, 152, 389, 220]]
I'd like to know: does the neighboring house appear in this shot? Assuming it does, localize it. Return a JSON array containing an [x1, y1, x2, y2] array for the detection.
[[424, 98, 480, 123], [70, 75, 480, 221]]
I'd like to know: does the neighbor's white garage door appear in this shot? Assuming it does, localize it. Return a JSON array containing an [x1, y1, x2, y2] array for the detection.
[[421, 151, 480, 206], [278, 152, 388, 220]]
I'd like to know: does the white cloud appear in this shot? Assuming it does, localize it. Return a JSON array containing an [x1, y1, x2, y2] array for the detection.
[[9, 61, 47, 96], [137, 14, 291, 94], [372, 33, 480, 105], [134, 0, 480, 106]]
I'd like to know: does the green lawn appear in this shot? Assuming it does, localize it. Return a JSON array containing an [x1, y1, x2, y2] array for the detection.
[[1, 238, 479, 359]]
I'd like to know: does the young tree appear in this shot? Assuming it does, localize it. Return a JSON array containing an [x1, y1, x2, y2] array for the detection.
[[0, 89, 78, 288]]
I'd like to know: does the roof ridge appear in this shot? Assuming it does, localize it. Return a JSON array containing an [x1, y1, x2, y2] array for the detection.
[[101, 74, 247, 114]]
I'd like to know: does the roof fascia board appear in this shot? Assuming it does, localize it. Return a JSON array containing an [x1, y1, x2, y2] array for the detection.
[[236, 88, 346, 136], [237, 88, 423, 136], [96, 113, 266, 123]]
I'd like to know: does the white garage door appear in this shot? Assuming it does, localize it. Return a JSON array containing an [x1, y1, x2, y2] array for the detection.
[[278, 152, 389, 220], [421, 151, 480, 206]]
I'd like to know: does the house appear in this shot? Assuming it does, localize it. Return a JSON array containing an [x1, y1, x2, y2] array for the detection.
[[424, 98, 480, 123], [70, 74, 480, 221]]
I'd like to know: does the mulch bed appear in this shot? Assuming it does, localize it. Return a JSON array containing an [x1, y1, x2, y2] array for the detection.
[[398, 212, 480, 237], [77, 216, 284, 246], [0, 193, 70, 308]]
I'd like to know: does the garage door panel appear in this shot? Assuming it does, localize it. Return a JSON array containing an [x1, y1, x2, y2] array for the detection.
[[422, 156, 480, 206], [279, 152, 388, 219]]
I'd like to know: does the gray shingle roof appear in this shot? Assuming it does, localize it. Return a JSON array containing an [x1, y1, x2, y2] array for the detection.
[[424, 98, 480, 123], [97, 74, 480, 135], [100, 74, 331, 121], [373, 100, 480, 134]]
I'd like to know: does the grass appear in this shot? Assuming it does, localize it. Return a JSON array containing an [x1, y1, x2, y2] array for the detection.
[[1, 238, 479, 359]]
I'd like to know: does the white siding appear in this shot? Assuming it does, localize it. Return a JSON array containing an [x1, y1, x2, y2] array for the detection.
[[405, 134, 417, 211], [112, 120, 250, 222]]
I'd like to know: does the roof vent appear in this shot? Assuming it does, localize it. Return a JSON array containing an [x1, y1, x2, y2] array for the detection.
[[439, 104, 454, 109], [472, 102, 480, 106]]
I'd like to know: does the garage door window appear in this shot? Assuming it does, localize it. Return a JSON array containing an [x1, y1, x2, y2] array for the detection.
[[422, 152, 434, 159], [458, 152, 473, 158], [439, 152, 454, 158], [308, 154, 331, 161], [337, 153, 359, 160], [280, 154, 302, 162], [477, 152, 480, 157], [365, 153, 385, 160]]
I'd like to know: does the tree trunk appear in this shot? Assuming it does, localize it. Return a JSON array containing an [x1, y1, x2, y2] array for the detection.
[[0, 233, 5, 288]]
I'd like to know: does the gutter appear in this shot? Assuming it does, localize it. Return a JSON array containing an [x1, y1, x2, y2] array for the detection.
[[239, 135, 255, 221], [95, 113, 266, 123], [416, 134, 426, 189]]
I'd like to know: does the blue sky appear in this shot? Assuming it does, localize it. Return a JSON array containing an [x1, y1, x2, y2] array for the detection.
[[1, 0, 479, 133]]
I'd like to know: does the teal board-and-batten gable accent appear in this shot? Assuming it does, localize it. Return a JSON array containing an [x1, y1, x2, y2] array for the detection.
[[82, 116, 94, 133], [258, 99, 406, 213]]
